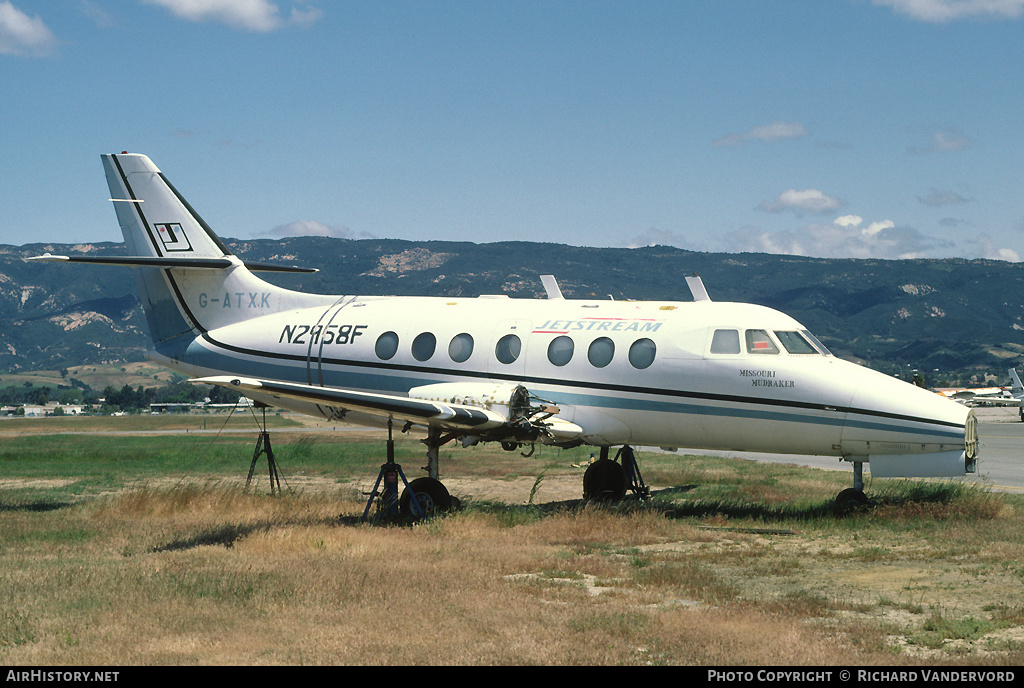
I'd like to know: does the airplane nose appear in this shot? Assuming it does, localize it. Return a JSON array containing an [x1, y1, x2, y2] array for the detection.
[[964, 408, 979, 470], [840, 370, 975, 476]]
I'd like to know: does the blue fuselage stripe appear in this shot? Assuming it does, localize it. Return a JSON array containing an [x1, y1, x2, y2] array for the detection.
[[169, 335, 965, 442]]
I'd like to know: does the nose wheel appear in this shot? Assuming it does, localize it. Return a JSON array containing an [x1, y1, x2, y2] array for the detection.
[[834, 487, 872, 513], [834, 459, 873, 514]]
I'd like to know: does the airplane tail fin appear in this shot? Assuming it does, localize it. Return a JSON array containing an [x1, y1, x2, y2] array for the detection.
[[1010, 368, 1023, 396], [103, 153, 232, 261], [97, 153, 327, 346]]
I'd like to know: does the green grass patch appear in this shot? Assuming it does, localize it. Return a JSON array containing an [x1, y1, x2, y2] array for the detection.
[[908, 614, 1004, 650]]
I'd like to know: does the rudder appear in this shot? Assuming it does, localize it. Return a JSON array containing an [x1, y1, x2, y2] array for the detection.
[[100, 153, 330, 346]]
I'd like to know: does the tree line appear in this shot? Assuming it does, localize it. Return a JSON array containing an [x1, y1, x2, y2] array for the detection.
[[1, 379, 240, 413]]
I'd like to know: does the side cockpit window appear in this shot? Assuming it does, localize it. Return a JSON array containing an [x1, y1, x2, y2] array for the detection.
[[710, 329, 741, 354], [745, 329, 779, 355]]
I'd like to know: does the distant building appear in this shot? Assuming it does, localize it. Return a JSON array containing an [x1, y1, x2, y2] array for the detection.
[[149, 397, 253, 414], [19, 403, 85, 417]]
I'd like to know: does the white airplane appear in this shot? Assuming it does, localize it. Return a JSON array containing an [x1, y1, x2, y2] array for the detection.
[[940, 369, 1024, 419], [33, 153, 979, 514]]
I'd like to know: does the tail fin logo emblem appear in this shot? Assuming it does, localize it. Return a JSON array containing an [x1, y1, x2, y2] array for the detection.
[[154, 223, 193, 252]]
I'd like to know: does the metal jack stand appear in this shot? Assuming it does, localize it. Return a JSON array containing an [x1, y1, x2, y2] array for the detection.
[[361, 420, 425, 521], [247, 402, 282, 494], [616, 445, 650, 500]]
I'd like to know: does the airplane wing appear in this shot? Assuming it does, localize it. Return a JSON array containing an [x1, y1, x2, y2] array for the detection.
[[950, 389, 1022, 407], [193, 376, 584, 442], [195, 376, 505, 429], [968, 397, 1022, 407]]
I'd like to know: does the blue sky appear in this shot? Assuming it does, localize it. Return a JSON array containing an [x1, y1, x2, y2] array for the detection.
[[3, 0, 1024, 261]]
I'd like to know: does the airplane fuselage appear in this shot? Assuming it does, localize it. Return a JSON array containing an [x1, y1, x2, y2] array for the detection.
[[148, 290, 972, 466]]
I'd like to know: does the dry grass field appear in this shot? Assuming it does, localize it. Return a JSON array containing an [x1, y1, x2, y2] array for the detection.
[[1, 415, 1022, 666]]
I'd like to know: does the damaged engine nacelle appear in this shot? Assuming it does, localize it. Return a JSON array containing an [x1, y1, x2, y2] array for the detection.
[[408, 382, 583, 446]]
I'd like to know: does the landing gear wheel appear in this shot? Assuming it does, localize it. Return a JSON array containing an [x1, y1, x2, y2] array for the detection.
[[583, 458, 627, 501], [400, 477, 452, 517], [834, 488, 870, 514]]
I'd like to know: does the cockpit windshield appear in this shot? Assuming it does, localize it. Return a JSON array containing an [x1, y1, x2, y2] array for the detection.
[[775, 331, 817, 354], [709, 328, 831, 356]]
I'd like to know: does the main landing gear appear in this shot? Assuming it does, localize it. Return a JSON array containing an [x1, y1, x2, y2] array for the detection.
[[583, 445, 650, 502], [362, 422, 454, 521]]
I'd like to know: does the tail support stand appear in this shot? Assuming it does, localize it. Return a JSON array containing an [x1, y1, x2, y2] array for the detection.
[[247, 403, 281, 494], [361, 420, 424, 522]]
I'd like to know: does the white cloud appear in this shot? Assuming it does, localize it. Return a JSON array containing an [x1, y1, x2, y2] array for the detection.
[[909, 129, 973, 155], [864, 220, 895, 236], [758, 189, 843, 215], [264, 220, 372, 239], [714, 121, 808, 147], [625, 228, 698, 250], [918, 188, 972, 206], [146, 0, 322, 33], [874, 0, 1024, 22], [0, 1, 57, 57], [970, 233, 1021, 261], [727, 216, 954, 259]]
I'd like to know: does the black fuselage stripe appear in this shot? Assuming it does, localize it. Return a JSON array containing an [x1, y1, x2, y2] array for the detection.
[[197, 331, 964, 431]]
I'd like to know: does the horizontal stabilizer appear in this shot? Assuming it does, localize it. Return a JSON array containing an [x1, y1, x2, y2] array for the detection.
[[28, 253, 317, 273]]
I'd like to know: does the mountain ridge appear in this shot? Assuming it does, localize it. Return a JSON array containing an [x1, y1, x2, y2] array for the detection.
[[3, 237, 1021, 386]]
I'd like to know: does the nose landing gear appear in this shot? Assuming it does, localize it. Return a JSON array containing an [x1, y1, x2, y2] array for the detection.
[[834, 460, 873, 514]]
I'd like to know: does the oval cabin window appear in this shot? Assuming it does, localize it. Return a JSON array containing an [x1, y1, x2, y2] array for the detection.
[[587, 337, 614, 368], [448, 333, 474, 363], [375, 331, 399, 360], [412, 332, 437, 361], [628, 338, 656, 369], [547, 336, 574, 366], [495, 334, 522, 364]]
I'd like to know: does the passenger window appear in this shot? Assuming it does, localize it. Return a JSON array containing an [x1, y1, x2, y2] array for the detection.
[[412, 332, 436, 361], [375, 331, 399, 360], [746, 330, 779, 355], [547, 336, 574, 366], [775, 331, 817, 354], [628, 338, 656, 369], [710, 329, 741, 354], [448, 333, 474, 363], [588, 337, 615, 368], [495, 334, 522, 364]]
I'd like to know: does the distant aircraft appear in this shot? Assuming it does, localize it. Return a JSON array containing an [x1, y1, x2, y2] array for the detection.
[[939, 369, 1024, 419], [32, 153, 979, 513]]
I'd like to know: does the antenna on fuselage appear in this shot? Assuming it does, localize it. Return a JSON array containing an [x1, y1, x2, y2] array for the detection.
[[686, 274, 711, 302], [540, 275, 564, 300]]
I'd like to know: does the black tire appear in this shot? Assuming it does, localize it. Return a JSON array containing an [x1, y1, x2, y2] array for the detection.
[[583, 458, 627, 501], [400, 477, 452, 517], [834, 487, 870, 514]]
